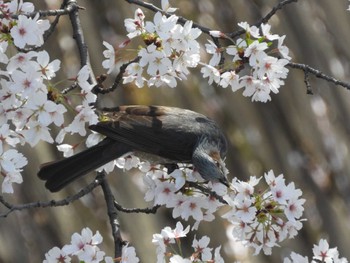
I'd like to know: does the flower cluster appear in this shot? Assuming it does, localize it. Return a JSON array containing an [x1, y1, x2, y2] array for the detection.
[[0, 0, 49, 48], [284, 239, 348, 263], [152, 222, 224, 263], [103, 7, 202, 88], [0, 58, 97, 193], [203, 22, 291, 102], [116, 155, 228, 230], [0, 0, 58, 192], [102, 9, 290, 102], [43, 227, 139, 263], [0, 147, 27, 193], [144, 164, 228, 229], [222, 170, 305, 255], [0, 1, 100, 192], [115, 155, 305, 255]]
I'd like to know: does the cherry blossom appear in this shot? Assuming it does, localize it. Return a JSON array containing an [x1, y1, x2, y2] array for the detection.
[[0, 148, 27, 193], [34, 51, 61, 80], [10, 14, 49, 48], [120, 245, 139, 263], [57, 144, 74, 158], [0, 42, 8, 64], [161, 0, 177, 13], [223, 171, 306, 255], [44, 227, 138, 263], [205, 40, 222, 66], [43, 247, 71, 263], [102, 41, 116, 74], [152, 223, 223, 262], [284, 239, 348, 263], [119, 9, 202, 88], [124, 8, 145, 39]]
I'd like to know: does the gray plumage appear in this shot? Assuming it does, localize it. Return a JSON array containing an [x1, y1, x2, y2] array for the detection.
[[38, 105, 228, 192]]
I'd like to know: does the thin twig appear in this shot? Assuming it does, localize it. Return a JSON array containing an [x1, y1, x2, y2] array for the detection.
[[303, 69, 313, 95], [258, 0, 298, 26], [227, 0, 298, 39], [114, 201, 161, 214], [0, 174, 104, 218], [0, 4, 80, 19], [287, 62, 350, 92], [92, 57, 141, 95], [186, 182, 228, 205]]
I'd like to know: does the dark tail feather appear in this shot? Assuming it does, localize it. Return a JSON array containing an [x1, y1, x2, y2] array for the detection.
[[38, 139, 131, 192]]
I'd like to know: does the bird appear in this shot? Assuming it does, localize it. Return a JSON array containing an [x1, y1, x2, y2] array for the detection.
[[38, 105, 229, 192]]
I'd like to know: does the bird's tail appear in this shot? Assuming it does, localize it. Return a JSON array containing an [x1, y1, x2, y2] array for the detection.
[[38, 139, 131, 192]]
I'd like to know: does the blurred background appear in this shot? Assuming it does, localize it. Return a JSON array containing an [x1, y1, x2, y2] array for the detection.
[[1, 0, 350, 262]]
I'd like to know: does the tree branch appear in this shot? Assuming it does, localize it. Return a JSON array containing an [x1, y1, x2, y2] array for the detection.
[[0, 3, 81, 19], [287, 62, 350, 92], [186, 182, 228, 205], [67, 0, 96, 85], [0, 174, 104, 218], [99, 172, 124, 259], [114, 201, 161, 214], [227, 0, 298, 39], [42, 0, 79, 43], [258, 0, 298, 26], [92, 57, 141, 95]]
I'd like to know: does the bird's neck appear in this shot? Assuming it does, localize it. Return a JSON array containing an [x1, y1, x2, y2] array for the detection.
[[192, 137, 216, 164]]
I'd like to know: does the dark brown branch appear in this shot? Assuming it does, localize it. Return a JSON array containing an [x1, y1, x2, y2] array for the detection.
[[186, 182, 228, 205], [92, 57, 141, 95], [0, 4, 79, 19], [303, 69, 313, 95], [125, 0, 162, 13], [99, 172, 124, 259], [62, 82, 79, 94], [67, 0, 96, 85], [42, 0, 78, 43], [287, 62, 350, 92], [0, 174, 104, 218], [227, 0, 298, 39], [258, 0, 298, 26], [112, 181, 228, 214], [114, 201, 161, 214]]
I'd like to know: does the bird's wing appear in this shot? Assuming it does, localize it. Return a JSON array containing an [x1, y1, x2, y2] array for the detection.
[[89, 105, 203, 161]]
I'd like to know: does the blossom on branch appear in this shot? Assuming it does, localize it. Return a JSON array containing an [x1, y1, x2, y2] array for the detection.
[[10, 14, 49, 48], [222, 170, 305, 255], [283, 239, 348, 263], [113, 151, 306, 256], [111, 7, 291, 102], [201, 22, 291, 102], [152, 222, 223, 263], [44, 227, 138, 263], [103, 9, 202, 88]]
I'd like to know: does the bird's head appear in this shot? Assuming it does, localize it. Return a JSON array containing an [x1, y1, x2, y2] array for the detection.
[[192, 137, 229, 186]]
